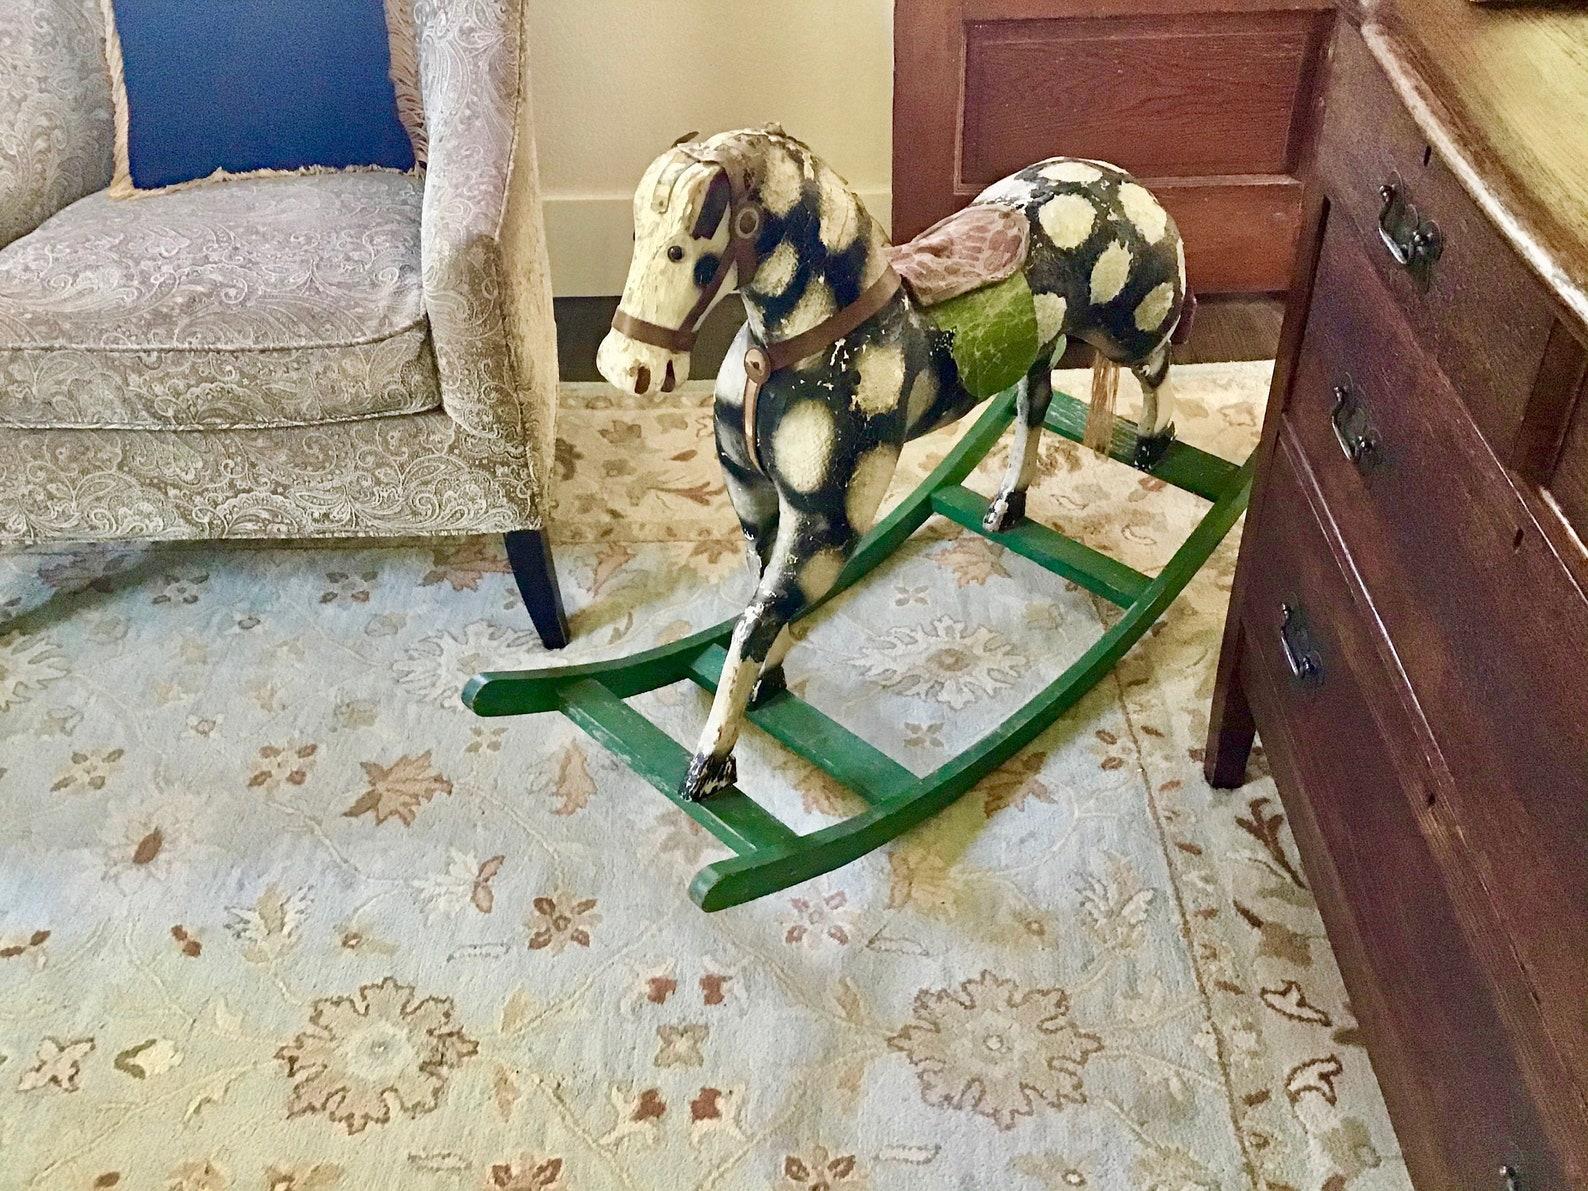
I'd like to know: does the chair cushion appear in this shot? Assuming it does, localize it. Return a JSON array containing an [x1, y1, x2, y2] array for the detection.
[[0, 172, 440, 430]]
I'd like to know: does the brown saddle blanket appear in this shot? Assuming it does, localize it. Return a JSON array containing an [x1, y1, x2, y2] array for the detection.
[[884, 204, 1030, 307], [887, 201, 1199, 344]]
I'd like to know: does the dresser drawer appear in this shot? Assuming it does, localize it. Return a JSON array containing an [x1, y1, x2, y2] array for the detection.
[[1315, 25, 1557, 456], [1543, 349, 1588, 548], [1283, 210, 1588, 1101], [1239, 437, 1563, 1188]]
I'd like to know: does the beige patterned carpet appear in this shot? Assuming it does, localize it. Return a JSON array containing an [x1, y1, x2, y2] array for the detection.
[[0, 363, 1411, 1190]]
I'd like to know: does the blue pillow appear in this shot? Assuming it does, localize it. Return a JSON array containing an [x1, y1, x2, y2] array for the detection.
[[105, 0, 418, 195]]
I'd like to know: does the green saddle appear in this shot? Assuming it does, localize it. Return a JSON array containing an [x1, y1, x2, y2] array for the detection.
[[922, 270, 1040, 399], [888, 203, 1041, 399]]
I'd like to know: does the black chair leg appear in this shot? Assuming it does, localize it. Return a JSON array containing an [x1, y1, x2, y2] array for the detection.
[[504, 529, 570, 649]]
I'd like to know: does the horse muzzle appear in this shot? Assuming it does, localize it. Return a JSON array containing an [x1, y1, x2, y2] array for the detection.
[[597, 327, 691, 397]]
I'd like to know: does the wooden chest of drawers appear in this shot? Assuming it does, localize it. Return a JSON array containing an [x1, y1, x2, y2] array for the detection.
[[1206, 4, 1588, 1187]]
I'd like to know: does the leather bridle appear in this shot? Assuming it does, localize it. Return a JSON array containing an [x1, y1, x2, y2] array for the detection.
[[610, 145, 761, 357], [610, 140, 903, 472]]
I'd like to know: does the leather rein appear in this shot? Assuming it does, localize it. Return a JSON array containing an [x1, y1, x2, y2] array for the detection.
[[610, 146, 902, 472]]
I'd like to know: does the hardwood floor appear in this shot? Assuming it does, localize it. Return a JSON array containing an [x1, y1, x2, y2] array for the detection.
[[554, 295, 1283, 382]]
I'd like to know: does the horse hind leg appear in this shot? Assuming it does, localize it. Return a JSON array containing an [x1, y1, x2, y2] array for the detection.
[[1131, 342, 1177, 467], [983, 355, 1058, 534]]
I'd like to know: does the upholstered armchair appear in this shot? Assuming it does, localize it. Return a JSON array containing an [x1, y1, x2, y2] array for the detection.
[[0, 0, 569, 647]]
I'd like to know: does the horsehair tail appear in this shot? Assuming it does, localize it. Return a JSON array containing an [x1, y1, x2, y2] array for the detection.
[[1084, 351, 1121, 453]]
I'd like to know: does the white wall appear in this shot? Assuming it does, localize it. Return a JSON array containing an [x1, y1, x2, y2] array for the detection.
[[528, 1, 894, 297]]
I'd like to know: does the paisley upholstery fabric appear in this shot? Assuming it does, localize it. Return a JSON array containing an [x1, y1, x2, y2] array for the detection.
[[0, 0, 114, 250], [0, 0, 557, 545], [0, 411, 536, 543], [415, 0, 558, 486], [0, 174, 439, 430]]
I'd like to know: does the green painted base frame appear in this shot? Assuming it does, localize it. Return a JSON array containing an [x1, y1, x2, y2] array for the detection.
[[464, 387, 1254, 911]]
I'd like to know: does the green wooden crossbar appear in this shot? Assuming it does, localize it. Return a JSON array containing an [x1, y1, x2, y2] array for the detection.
[[558, 678, 796, 854], [929, 484, 1150, 607], [686, 644, 917, 806], [1043, 396, 1239, 502], [464, 382, 1254, 910]]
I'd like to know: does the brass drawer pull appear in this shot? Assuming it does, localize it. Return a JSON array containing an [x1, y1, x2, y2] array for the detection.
[[1279, 602, 1323, 686], [1377, 174, 1443, 289], [1331, 379, 1380, 470]]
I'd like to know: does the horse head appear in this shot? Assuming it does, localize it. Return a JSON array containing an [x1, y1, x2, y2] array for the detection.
[[597, 135, 756, 397]]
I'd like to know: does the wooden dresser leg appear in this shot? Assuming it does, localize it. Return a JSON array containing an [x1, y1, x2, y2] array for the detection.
[[504, 529, 570, 650], [1205, 635, 1256, 788]]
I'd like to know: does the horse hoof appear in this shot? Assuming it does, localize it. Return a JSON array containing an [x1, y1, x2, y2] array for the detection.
[[1134, 423, 1176, 469], [982, 489, 1026, 534], [750, 664, 786, 708], [680, 751, 737, 802]]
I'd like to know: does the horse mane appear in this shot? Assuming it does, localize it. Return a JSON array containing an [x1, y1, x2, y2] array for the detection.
[[652, 126, 805, 217], [680, 125, 813, 185], [705, 123, 810, 156]]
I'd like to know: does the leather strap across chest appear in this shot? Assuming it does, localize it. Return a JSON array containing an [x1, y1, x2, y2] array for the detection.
[[738, 265, 902, 472]]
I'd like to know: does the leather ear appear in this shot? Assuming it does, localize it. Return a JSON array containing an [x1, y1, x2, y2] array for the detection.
[[691, 170, 732, 239]]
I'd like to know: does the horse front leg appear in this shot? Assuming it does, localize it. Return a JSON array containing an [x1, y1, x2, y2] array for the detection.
[[679, 596, 788, 801], [719, 456, 790, 710], [680, 508, 851, 802], [749, 627, 794, 707]]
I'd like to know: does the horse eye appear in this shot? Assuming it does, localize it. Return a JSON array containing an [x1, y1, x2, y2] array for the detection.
[[667, 245, 685, 263]]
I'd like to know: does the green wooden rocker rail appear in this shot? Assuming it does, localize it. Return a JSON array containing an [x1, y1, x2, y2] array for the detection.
[[464, 385, 1254, 911]]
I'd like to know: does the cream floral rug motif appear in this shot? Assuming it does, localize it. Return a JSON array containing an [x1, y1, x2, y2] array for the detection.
[[0, 363, 1410, 1190]]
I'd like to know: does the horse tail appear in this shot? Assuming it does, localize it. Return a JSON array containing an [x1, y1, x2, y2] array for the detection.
[[1083, 350, 1122, 454]]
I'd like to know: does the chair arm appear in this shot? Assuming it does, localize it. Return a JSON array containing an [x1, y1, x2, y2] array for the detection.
[[416, 0, 559, 510], [0, 7, 115, 249]]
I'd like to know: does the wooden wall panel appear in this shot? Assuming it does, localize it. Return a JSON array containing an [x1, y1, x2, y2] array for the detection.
[[962, 14, 1315, 182], [894, 0, 1333, 294], [1157, 178, 1305, 293]]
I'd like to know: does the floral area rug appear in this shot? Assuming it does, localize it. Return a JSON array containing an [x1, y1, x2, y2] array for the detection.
[[0, 363, 1410, 1190]]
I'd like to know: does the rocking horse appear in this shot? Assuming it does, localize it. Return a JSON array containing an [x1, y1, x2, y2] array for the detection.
[[465, 128, 1254, 909]]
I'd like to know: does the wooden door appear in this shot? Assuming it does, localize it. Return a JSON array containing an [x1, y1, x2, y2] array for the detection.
[[893, 0, 1333, 294]]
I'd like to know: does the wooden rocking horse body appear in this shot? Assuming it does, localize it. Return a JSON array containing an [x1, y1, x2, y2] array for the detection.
[[597, 126, 1188, 801]]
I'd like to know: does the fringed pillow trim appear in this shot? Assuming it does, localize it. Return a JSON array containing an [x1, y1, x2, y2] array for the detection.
[[384, 0, 429, 168]]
